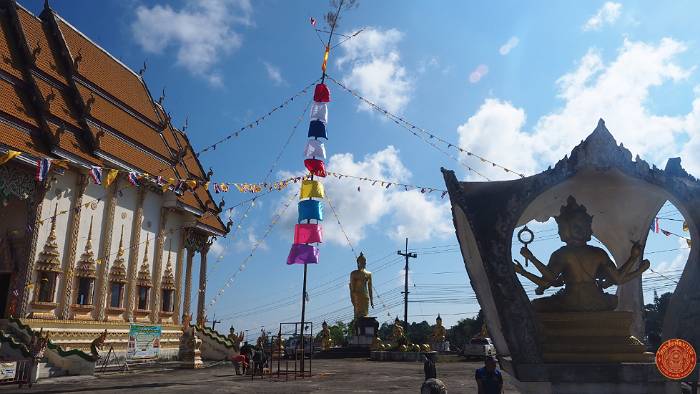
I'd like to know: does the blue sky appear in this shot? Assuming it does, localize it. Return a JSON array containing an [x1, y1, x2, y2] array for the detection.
[[26, 0, 698, 334]]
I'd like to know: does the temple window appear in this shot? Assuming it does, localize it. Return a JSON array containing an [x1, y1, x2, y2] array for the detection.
[[161, 289, 174, 312], [37, 271, 57, 303], [109, 282, 124, 308], [137, 285, 150, 310], [75, 277, 94, 305]]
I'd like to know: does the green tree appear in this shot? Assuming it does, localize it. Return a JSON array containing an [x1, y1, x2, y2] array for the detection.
[[446, 310, 484, 351], [407, 321, 432, 344], [643, 291, 672, 347]]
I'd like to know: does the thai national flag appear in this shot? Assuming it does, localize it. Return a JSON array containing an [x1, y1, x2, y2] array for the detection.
[[214, 183, 221, 193], [36, 158, 51, 182], [89, 166, 103, 185], [128, 172, 140, 187], [655, 217, 660, 234]]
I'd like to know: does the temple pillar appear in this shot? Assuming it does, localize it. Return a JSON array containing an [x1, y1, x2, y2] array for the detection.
[[13, 164, 43, 317], [59, 174, 89, 319], [95, 179, 118, 321], [125, 188, 146, 321], [196, 239, 211, 327], [182, 243, 195, 321], [173, 229, 185, 324], [150, 208, 169, 322]]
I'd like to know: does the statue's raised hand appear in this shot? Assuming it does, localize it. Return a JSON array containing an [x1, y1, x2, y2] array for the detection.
[[513, 259, 525, 274]]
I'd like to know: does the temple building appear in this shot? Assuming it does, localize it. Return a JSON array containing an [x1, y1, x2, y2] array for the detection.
[[0, 0, 228, 360]]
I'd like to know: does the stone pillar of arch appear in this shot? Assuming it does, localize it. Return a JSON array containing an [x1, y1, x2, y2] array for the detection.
[[196, 239, 211, 327]]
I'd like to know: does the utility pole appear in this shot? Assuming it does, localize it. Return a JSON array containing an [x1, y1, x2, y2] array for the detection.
[[210, 314, 222, 331], [397, 238, 417, 331]]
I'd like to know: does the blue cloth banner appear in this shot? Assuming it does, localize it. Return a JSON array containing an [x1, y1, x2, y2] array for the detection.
[[298, 200, 324, 222], [308, 120, 327, 139]]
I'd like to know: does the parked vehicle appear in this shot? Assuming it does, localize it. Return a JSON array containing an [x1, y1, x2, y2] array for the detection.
[[463, 337, 496, 359]]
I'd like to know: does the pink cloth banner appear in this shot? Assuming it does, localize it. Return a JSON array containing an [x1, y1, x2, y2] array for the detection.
[[294, 224, 323, 244], [286, 244, 320, 265]]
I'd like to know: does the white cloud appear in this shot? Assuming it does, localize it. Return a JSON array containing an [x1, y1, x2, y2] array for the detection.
[[210, 238, 227, 260], [263, 61, 286, 86], [234, 228, 268, 252], [337, 27, 412, 113], [457, 38, 700, 180], [279, 146, 452, 245], [583, 2, 622, 31], [132, 0, 252, 85], [468, 64, 489, 83], [499, 36, 520, 55], [656, 237, 691, 273]]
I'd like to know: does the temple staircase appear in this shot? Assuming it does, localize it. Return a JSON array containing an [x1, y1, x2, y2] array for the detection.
[[0, 319, 68, 379], [194, 325, 238, 361]]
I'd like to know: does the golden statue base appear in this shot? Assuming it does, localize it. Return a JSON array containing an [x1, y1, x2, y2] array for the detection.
[[537, 311, 654, 363]]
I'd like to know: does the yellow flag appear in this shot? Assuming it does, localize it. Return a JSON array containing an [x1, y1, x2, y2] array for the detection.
[[104, 169, 119, 187], [53, 160, 70, 169], [161, 178, 174, 192], [204, 181, 210, 190], [186, 180, 197, 190], [300, 180, 325, 199], [683, 221, 689, 232], [321, 46, 330, 72], [0, 150, 21, 165]]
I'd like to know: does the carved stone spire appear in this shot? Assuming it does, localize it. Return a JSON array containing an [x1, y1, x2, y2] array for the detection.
[[36, 204, 61, 273], [109, 225, 127, 283], [76, 216, 96, 278], [136, 235, 152, 287]]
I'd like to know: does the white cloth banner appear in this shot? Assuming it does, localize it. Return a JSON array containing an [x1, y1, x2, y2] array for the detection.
[[304, 139, 327, 160], [310, 102, 328, 123]]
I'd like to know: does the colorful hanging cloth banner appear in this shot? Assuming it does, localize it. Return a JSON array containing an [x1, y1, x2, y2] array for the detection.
[[304, 158, 327, 177], [294, 223, 323, 244], [89, 166, 103, 185], [300, 179, 325, 199], [104, 169, 118, 187], [313, 83, 330, 103], [308, 120, 328, 139], [310, 102, 328, 124], [298, 200, 324, 222], [287, 243, 320, 265], [36, 158, 51, 182], [0, 150, 21, 165], [304, 139, 327, 160]]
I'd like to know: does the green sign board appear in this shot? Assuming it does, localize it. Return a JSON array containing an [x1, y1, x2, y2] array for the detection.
[[127, 324, 162, 360]]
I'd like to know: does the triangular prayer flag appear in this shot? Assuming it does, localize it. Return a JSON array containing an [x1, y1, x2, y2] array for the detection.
[[300, 180, 325, 199], [294, 223, 323, 244], [104, 169, 119, 187], [304, 139, 327, 160], [310, 102, 328, 123], [287, 243, 320, 265], [313, 83, 330, 103], [36, 158, 51, 182], [308, 120, 327, 139], [0, 150, 20, 165], [298, 200, 323, 222], [304, 159, 326, 177]]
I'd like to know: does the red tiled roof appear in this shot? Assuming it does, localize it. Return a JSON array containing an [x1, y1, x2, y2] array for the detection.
[[35, 78, 80, 129], [76, 83, 172, 158], [93, 128, 175, 178], [0, 121, 46, 158], [15, 7, 69, 84], [48, 122, 98, 165], [0, 11, 24, 80], [0, 79, 38, 127], [55, 17, 161, 125]]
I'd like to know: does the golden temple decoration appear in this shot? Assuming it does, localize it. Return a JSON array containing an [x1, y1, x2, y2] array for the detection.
[[35, 204, 62, 273], [161, 246, 175, 291], [136, 235, 152, 288], [108, 225, 127, 283], [75, 216, 96, 278]]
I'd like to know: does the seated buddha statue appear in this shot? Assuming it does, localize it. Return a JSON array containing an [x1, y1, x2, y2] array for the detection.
[[513, 196, 650, 313]]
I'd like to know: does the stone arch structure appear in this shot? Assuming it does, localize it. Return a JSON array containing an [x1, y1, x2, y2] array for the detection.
[[442, 119, 700, 368]]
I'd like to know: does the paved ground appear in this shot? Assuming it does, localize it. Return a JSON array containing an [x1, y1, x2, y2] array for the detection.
[[0, 358, 520, 393]]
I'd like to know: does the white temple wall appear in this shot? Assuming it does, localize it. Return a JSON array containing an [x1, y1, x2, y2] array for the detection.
[[75, 183, 105, 267], [110, 186, 137, 271], [138, 190, 161, 273]]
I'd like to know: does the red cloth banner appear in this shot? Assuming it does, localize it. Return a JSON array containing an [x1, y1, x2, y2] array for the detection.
[[314, 83, 331, 103], [294, 223, 323, 244], [304, 158, 327, 177]]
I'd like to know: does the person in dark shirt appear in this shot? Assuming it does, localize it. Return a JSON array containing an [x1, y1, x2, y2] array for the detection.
[[475, 356, 503, 394]]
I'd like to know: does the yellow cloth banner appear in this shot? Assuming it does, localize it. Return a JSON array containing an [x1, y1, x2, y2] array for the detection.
[[0, 150, 20, 165], [300, 180, 325, 199], [104, 169, 119, 187], [161, 178, 174, 192], [321, 46, 330, 72]]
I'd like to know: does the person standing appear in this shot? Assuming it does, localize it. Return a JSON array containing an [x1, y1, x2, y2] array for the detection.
[[475, 356, 503, 394]]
